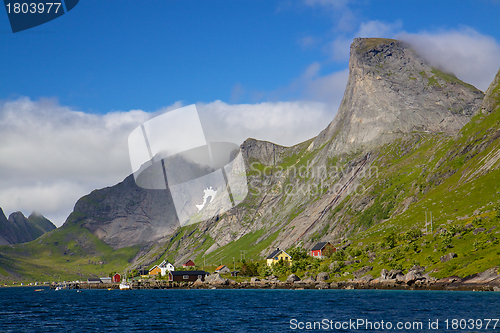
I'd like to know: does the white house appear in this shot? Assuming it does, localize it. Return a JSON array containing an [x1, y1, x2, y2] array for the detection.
[[159, 260, 175, 276]]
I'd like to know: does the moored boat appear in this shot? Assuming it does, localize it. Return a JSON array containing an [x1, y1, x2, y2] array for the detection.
[[119, 283, 130, 290]]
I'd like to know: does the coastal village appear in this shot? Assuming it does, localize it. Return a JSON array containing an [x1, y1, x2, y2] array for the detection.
[[24, 235, 500, 292]]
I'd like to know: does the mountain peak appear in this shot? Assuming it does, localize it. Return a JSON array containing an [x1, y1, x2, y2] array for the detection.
[[0, 208, 55, 245], [314, 38, 484, 154]]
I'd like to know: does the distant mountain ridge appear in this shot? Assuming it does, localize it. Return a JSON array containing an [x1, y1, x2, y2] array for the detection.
[[0, 208, 56, 245]]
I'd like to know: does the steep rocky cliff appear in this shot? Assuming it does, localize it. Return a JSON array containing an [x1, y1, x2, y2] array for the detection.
[[314, 38, 483, 154], [0, 208, 55, 245]]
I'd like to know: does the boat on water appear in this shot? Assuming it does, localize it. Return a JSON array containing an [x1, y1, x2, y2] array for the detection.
[[119, 283, 130, 290], [54, 286, 63, 291]]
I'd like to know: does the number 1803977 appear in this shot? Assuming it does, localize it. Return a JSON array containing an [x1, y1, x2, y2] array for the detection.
[[5, 3, 62, 14], [444, 319, 499, 330]]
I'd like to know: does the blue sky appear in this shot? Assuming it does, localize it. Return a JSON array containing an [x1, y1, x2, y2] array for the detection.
[[1, 0, 500, 225], [1, 0, 499, 112]]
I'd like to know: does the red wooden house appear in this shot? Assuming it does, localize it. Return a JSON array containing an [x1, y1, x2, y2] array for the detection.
[[112, 273, 121, 283], [310, 242, 336, 257], [183, 260, 195, 267]]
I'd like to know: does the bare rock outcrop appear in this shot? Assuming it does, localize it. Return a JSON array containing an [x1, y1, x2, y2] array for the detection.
[[440, 253, 458, 263], [205, 273, 227, 286], [314, 38, 483, 154], [353, 266, 373, 279]]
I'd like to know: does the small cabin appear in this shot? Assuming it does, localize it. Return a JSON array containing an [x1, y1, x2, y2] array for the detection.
[[266, 248, 292, 267], [310, 242, 336, 258], [169, 270, 207, 282], [100, 277, 112, 284], [215, 265, 230, 274], [183, 260, 195, 268], [87, 277, 102, 284], [112, 273, 121, 283]]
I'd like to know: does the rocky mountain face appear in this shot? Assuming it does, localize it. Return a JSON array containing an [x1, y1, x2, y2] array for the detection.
[[314, 38, 483, 154], [52, 38, 494, 269], [0, 208, 55, 245], [64, 175, 179, 249]]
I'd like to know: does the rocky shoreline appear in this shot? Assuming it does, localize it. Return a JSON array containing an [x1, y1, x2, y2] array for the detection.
[[67, 266, 500, 292]]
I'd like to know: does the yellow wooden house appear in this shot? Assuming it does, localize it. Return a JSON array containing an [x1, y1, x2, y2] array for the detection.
[[266, 248, 292, 267], [148, 265, 161, 276]]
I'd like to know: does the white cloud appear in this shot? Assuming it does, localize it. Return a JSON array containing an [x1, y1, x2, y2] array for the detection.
[[0, 97, 334, 226], [0, 97, 151, 226], [287, 63, 349, 105], [357, 20, 402, 39], [398, 28, 500, 91], [198, 100, 333, 146], [303, 0, 356, 32]]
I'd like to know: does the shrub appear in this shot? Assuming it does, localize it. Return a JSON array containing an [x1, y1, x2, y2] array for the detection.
[[290, 259, 308, 273], [331, 249, 346, 262], [240, 260, 259, 276], [318, 263, 330, 273], [348, 246, 363, 257], [259, 265, 272, 277], [288, 247, 308, 261], [271, 259, 289, 276], [402, 228, 423, 242], [384, 231, 398, 249]]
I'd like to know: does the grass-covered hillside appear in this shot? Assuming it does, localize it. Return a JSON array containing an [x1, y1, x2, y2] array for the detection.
[[0, 224, 139, 283]]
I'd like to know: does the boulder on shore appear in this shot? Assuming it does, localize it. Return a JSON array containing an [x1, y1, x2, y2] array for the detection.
[[316, 282, 329, 289], [287, 274, 300, 283], [192, 278, 205, 287], [205, 273, 227, 285], [316, 272, 330, 282]]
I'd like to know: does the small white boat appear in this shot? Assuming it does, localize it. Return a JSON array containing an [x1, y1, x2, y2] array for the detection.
[[119, 283, 130, 290], [55, 286, 63, 291]]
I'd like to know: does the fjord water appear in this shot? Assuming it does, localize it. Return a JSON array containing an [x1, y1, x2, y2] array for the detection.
[[1, 288, 499, 332]]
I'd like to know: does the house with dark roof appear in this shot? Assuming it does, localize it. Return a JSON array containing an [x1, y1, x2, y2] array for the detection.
[[310, 242, 336, 258], [266, 248, 292, 267], [168, 270, 207, 282]]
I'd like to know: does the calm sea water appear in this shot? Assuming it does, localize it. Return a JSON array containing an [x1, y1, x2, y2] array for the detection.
[[0, 287, 499, 332]]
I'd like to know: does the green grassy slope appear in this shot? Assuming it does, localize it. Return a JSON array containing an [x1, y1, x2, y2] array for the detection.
[[0, 224, 139, 283]]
